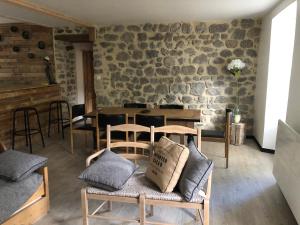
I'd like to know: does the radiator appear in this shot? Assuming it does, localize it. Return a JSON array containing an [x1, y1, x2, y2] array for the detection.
[[273, 120, 300, 224]]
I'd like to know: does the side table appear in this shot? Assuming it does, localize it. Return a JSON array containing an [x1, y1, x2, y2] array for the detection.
[[231, 123, 246, 145]]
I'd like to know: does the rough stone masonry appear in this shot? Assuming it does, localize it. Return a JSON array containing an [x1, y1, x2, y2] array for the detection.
[[92, 19, 261, 132]]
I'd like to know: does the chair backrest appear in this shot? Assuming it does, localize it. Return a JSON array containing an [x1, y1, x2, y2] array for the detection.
[[98, 113, 128, 129], [124, 103, 147, 108], [105, 124, 201, 161], [134, 114, 165, 127], [72, 104, 85, 118], [153, 125, 201, 150], [134, 114, 166, 141], [107, 124, 152, 161], [159, 104, 184, 109]]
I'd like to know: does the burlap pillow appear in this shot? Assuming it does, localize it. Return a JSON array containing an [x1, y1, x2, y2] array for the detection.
[[146, 136, 189, 193]]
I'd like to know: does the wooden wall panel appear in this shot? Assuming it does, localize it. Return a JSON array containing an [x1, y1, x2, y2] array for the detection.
[[0, 23, 54, 86]]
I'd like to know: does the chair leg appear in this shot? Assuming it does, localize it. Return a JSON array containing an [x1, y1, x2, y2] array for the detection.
[[24, 111, 28, 146], [139, 194, 146, 225], [56, 103, 60, 134], [195, 209, 201, 222], [59, 103, 64, 139], [225, 142, 229, 169], [26, 111, 33, 154], [12, 110, 16, 149], [180, 134, 185, 145], [35, 109, 45, 148], [149, 205, 154, 217], [81, 189, 89, 225], [107, 201, 112, 211], [70, 131, 74, 154], [203, 200, 209, 225], [48, 103, 52, 137]]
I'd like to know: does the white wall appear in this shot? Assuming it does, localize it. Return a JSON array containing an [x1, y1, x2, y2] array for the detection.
[[286, 2, 300, 133], [73, 43, 92, 104], [254, 0, 296, 149]]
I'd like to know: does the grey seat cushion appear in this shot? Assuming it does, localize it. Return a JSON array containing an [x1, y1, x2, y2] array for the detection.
[[178, 136, 213, 202], [79, 150, 138, 191], [202, 129, 225, 138], [0, 173, 43, 224], [0, 150, 47, 182], [87, 172, 204, 203]]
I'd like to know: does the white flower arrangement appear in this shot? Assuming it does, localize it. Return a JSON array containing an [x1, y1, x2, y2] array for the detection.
[[227, 59, 246, 118], [227, 59, 246, 74]]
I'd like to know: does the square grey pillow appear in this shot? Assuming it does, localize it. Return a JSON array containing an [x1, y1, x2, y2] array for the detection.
[[0, 150, 47, 182], [178, 136, 213, 202], [79, 150, 138, 191]]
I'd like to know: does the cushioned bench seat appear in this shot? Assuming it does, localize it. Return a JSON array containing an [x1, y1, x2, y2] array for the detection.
[[202, 130, 225, 138], [0, 173, 43, 224], [87, 172, 205, 203]]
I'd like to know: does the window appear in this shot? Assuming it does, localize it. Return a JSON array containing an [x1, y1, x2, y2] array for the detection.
[[265, 1, 297, 149]]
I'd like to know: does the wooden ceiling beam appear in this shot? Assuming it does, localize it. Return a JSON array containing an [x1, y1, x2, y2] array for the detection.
[[55, 34, 91, 43], [3, 0, 94, 27]]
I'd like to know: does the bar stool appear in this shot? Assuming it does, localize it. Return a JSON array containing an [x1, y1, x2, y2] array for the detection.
[[48, 100, 70, 139], [12, 107, 45, 153]]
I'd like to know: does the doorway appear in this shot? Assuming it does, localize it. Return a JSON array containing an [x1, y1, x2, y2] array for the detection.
[[82, 50, 96, 113]]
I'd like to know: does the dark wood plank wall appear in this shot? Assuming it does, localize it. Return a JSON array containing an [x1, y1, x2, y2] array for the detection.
[[0, 23, 54, 86], [0, 85, 61, 148]]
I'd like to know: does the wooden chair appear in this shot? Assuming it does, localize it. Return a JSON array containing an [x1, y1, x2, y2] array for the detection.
[[202, 109, 232, 168], [0, 141, 49, 225], [96, 113, 128, 151], [124, 103, 147, 108], [81, 124, 212, 225], [159, 104, 184, 109], [70, 104, 95, 154]]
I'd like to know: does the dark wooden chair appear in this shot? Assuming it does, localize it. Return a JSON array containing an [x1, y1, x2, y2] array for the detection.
[[134, 114, 166, 142], [70, 104, 96, 154], [124, 103, 147, 108], [96, 113, 128, 150], [159, 104, 184, 109], [201, 109, 232, 168]]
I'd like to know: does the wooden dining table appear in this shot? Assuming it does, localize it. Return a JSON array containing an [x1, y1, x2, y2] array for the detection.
[[84, 106, 202, 124]]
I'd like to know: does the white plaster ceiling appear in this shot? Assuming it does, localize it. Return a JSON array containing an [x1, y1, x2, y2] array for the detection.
[[0, 0, 281, 27]]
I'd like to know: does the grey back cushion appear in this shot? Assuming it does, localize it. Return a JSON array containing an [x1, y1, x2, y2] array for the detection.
[[178, 136, 213, 202], [0, 150, 47, 182], [79, 150, 138, 191]]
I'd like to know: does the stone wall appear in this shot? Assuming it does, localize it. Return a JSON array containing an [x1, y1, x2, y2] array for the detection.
[[54, 40, 77, 104], [93, 19, 261, 132]]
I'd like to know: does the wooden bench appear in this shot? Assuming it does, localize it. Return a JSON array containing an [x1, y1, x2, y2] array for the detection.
[[81, 124, 211, 225]]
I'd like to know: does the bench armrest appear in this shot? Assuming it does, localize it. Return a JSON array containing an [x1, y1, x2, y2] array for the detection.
[[0, 141, 7, 152], [86, 149, 106, 167]]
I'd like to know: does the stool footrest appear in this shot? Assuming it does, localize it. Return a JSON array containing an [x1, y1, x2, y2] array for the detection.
[[14, 129, 41, 136]]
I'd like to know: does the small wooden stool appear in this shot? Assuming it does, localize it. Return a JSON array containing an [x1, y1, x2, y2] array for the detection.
[[230, 123, 246, 145]]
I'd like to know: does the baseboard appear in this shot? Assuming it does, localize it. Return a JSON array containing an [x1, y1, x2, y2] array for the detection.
[[248, 136, 275, 154]]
